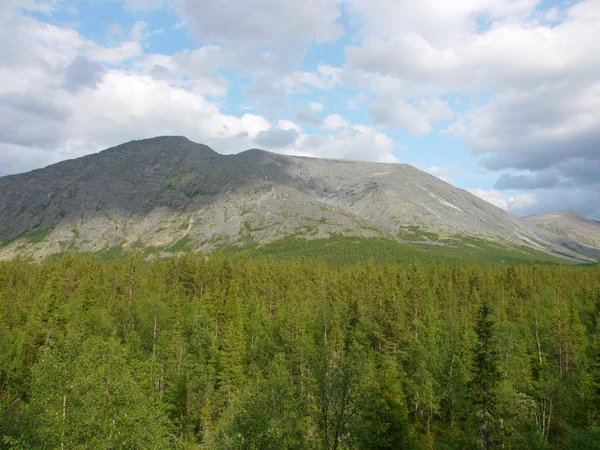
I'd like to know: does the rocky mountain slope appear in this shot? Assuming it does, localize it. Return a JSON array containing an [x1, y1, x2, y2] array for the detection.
[[524, 210, 600, 260], [0, 136, 595, 262]]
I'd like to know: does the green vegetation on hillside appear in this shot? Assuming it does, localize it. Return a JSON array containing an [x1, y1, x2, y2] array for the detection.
[[1, 253, 599, 449], [220, 235, 580, 266]]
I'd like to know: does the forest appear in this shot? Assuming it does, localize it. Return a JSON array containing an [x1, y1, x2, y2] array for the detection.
[[1, 253, 599, 449]]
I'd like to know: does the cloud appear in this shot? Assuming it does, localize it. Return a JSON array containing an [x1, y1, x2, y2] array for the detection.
[[241, 76, 284, 100], [341, 0, 600, 215], [136, 46, 229, 96], [0, 7, 273, 174], [426, 166, 460, 184], [295, 111, 323, 127], [344, 0, 596, 94], [253, 128, 299, 149], [347, 92, 367, 111], [468, 188, 538, 213], [294, 124, 400, 163], [276, 119, 302, 132], [370, 100, 429, 135], [323, 114, 349, 130], [446, 81, 600, 218], [369, 96, 454, 135], [518, 187, 600, 219], [180, 0, 342, 44], [447, 81, 600, 171], [494, 171, 560, 190], [3, 0, 64, 14], [278, 65, 343, 92], [0, 4, 404, 180], [345, 0, 539, 44], [3, 0, 597, 220], [0, 92, 72, 121], [129, 20, 151, 42], [62, 55, 107, 93]]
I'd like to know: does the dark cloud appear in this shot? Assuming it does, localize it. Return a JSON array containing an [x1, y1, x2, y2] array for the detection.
[[0, 93, 71, 148], [515, 186, 600, 220], [295, 111, 323, 127], [0, 93, 72, 121], [0, 113, 65, 147], [253, 128, 298, 148], [494, 171, 560, 190], [558, 159, 600, 186], [450, 80, 600, 216], [62, 55, 106, 94], [457, 82, 600, 172]]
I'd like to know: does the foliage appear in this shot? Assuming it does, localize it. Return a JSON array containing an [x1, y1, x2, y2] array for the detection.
[[23, 226, 55, 244], [220, 235, 579, 266], [0, 254, 599, 449]]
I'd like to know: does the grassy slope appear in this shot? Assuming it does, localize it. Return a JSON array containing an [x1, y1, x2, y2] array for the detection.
[[34, 234, 585, 266], [217, 235, 580, 266]]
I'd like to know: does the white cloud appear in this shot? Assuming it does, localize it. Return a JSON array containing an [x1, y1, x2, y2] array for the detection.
[[346, 92, 367, 111], [129, 20, 150, 43], [545, 7, 560, 22], [346, 0, 541, 46], [445, 81, 600, 169], [323, 114, 349, 130], [468, 188, 538, 212], [276, 119, 302, 132], [309, 102, 324, 112], [341, 0, 600, 215], [344, 0, 600, 96], [278, 65, 343, 92], [294, 125, 399, 163], [370, 97, 453, 135], [136, 46, 229, 96], [426, 166, 460, 183], [370, 101, 430, 135], [180, 0, 342, 44], [3, 0, 63, 14]]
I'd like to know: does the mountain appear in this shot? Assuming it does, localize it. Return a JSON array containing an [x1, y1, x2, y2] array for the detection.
[[0, 136, 595, 262], [523, 210, 600, 260]]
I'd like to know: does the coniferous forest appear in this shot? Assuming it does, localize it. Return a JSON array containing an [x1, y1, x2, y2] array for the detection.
[[1, 253, 600, 449]]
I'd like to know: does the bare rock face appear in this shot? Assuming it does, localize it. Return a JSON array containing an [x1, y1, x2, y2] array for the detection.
[[0, 136, 596, 261], [523, 210, 600, 260]]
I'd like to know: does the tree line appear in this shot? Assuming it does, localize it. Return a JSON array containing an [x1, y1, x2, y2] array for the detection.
[[1, 253, 599, 449]]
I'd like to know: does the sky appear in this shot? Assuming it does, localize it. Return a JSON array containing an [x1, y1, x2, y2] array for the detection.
[[0, 0, 599, 219]]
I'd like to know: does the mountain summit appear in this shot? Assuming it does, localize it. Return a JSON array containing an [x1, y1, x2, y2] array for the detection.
[[0, 137, 596, 262]]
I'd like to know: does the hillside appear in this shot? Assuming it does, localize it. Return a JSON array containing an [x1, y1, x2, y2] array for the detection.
[[0, 136, 595, 262], [524, 210, 600, 260]]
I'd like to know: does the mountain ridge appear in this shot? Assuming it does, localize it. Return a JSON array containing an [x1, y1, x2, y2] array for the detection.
[[523, 210, 600, 260], [0, 136, 596, 262]]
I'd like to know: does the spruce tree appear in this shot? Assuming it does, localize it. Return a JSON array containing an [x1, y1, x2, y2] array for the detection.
[[470, 295, 502, 449]]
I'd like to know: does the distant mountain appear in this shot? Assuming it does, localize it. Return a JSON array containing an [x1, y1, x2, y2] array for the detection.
[[0, 136, 595, 262], [523, 210, 600, 260]]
